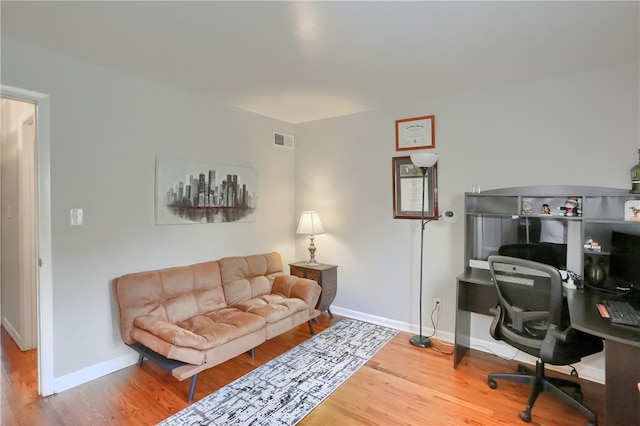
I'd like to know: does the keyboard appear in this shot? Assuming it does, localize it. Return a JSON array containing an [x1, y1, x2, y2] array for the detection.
[[603, 300, 640, 327]]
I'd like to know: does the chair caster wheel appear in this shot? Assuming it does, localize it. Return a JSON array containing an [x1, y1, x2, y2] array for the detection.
[[488, 379, 497, 389], [519, 411, 532, 423]]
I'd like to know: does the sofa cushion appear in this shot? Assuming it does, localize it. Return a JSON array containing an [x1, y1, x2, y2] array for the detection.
[[133, 307, 265, 351], [219, 252, 283, 305], [232, 294, 309, 323]]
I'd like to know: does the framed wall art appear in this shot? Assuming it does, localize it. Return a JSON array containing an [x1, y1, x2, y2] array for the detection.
[[395, 115, 435, 151], [392, 156, 438, 219], [155, 156, 259, 225]]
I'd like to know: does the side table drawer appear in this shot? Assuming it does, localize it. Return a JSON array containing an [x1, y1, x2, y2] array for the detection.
[[304, 270, 321, 282], [290, 267, 306, 279]]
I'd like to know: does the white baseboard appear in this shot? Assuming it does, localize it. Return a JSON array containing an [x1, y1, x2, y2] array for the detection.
[[52, 352, 138, 394], [330, 306, 605, 384], [2, 317, 24, 350]]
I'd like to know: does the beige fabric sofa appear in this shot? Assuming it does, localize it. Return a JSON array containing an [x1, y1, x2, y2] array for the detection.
[[113, 252, 321, 401]]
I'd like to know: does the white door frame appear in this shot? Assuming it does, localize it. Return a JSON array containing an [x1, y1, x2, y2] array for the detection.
[[1, 85, 54, 396]]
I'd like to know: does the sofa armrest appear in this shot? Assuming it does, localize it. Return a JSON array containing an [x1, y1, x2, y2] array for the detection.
[[272, 275, 321, 309]]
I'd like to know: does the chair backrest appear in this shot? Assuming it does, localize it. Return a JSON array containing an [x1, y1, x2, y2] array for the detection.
[[488, 255, 565, 355]]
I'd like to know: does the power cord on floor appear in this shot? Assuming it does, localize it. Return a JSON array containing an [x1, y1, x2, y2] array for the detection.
[[570, 365, 579, 377], [424, 300, 525, 360], [428, 301, 454, 355]]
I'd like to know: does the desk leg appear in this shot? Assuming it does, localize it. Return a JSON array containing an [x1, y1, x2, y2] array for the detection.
[[455, 280, 471, 368], [605, 340, 640, 426]]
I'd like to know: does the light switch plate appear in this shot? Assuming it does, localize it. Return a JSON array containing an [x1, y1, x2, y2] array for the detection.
[[70, 208, 84, 226]]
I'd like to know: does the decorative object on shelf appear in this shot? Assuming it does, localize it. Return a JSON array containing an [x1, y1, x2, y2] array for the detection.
[[624, 200, 640, 221], [584, 237, 602, 252], [522, 202, 533, 215], [584, 255, 607, 286], [392, 155, 438, 219], [557, 196, 581, 217], [296, 211, 325, 265], [542, 204, 551, 215], [631, 148, 640, 194], [407, 151, 439, 349], [395, 115, 435, 151]]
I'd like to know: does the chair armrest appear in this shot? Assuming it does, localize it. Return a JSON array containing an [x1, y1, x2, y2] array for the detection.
[[272, 275, 321, 309], [546, 324, 574, 343]]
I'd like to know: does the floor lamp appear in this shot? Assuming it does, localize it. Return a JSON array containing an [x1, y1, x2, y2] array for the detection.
[[409, 151, 439, 348]]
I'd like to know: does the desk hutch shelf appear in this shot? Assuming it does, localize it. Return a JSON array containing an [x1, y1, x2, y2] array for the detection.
[[463, 185, 640, 278]]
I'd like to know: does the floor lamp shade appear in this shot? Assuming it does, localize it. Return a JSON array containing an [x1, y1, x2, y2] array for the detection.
[[410, 152, 438, 168], [297, 211, 324, 265]]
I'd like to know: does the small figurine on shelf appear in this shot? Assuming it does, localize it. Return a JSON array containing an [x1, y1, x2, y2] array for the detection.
[[557, 196, 582, 217], [522, 202, 533, 215], [542, 204, 551, 215]]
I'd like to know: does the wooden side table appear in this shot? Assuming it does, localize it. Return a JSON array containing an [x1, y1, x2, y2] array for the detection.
[[289, 262, 338, 317]]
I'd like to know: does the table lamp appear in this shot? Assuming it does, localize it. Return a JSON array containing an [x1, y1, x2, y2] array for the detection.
[[296, 211, 325, 265]]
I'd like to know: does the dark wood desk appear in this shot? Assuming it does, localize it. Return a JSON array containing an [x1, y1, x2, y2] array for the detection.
[[566, 289, 640, 426], [456, 270, 640, 425]]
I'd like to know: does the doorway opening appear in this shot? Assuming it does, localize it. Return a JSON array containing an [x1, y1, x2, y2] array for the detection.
[[1, 97, 37, 352], [1, 86, 54, 397]]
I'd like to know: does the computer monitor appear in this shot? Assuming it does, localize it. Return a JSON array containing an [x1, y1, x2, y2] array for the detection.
[[608, 230, 640, 288]]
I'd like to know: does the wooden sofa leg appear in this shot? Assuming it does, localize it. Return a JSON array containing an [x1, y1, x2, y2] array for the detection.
[[308, 320, 316, 335], [187, 374, 198, 403]]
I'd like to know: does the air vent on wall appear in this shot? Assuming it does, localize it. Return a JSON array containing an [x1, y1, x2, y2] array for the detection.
[[274, 132, 294, 149]]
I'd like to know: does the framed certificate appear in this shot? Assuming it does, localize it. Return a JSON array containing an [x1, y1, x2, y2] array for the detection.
[[392, 156, 438, 220], [395, 115, 435, 151]]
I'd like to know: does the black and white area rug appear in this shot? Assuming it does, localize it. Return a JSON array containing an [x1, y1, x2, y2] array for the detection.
[[158, 318, 399, 426]]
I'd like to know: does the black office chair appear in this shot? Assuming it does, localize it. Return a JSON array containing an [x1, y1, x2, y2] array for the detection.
[[487, 255, 603, 426]]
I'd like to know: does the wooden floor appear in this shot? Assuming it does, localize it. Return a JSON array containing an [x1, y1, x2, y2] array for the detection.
[[1, 315, 606, 425]]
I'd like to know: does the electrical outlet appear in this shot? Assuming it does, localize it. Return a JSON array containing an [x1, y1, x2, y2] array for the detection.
[[433, 298, 442, 311]]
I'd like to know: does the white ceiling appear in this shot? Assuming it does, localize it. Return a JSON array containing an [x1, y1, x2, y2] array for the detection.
[[2, 1, 639, 124]]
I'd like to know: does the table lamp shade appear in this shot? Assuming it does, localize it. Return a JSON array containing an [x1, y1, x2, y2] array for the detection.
[[296, 211, 325, 235]]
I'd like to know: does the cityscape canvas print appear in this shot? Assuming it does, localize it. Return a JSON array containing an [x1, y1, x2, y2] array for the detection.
[[155, 156, 258, 225]]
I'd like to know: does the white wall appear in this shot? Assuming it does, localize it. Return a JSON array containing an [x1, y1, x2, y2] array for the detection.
[[294, 61, 640, 382], [2, 38, 296, 383]]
